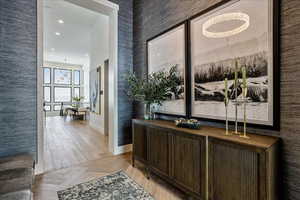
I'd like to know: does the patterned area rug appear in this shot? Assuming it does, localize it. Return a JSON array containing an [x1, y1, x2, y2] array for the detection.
[[57, 171, 154, 200]]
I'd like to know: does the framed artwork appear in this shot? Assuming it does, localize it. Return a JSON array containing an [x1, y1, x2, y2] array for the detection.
[[54, 87, 72, 103], [54, 69, 72, 85], [90, 67, 101, 114], [147, 22, 187, 116], [190, 0, 279, 128], [43, 67, 51, 84], [74, 70, 80, 85]]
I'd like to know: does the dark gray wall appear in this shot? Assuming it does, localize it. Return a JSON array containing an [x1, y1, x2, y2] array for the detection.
[[133, 0, 300, 199], [0, 0, 37, 158], [109, 0, 133, 146]]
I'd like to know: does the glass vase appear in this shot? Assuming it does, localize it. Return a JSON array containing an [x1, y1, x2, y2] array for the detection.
[[144, 103, 151, 120]]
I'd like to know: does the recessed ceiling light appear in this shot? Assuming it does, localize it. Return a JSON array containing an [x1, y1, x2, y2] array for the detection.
[[51, 48, 55, 51], [55, 32, 61, 36], [58, 19, 64, 24], [85, 53, 89, 57]]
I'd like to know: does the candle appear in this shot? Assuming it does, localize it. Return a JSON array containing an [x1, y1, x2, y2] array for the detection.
[[224, 77, 229, 135], [234, 60, 238, 88], [234, 59, 239, 134]]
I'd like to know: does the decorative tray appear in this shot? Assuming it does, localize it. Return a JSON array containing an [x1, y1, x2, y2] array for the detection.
[[175, 118, 201, 130]]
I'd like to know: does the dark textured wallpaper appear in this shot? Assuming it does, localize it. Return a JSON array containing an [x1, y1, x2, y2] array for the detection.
[[133, 0, 300, 199], [0, 0, 37, 158], [109, 0, 134, 146]]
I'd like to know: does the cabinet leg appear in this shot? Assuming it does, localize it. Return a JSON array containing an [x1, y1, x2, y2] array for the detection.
[[146, 167, 151, 180], [132, 157, 135, 167]]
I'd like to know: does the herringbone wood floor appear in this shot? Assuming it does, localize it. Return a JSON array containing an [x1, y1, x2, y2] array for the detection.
[[34, 117, 185, 200]]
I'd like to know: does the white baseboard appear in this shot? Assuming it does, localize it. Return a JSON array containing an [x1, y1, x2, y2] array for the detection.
[[114, 144, 132, 155], [35, 162, 44, 175]]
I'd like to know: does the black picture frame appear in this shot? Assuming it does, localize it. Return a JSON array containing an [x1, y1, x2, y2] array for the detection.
[[146, 21, 189, 118], [145, 0, 280, 130], [188, 0, 280, 130]]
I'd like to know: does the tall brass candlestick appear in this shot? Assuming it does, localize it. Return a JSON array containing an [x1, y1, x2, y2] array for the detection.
[[234, 60, 239, 135], [240, 66, 250, 139], [224, 78, 231, 136]]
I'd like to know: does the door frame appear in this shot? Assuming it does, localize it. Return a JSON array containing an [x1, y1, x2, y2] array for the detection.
[[36, 0, 119, 173]]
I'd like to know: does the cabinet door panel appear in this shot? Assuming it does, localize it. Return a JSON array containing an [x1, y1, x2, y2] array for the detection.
[[133, 124, 147, 162], [172, 134, 205, 195], [147, 127, 170, 176], [209, 138, 263, 200]]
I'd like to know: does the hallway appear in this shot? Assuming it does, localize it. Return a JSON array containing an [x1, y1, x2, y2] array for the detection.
[[42, 117, 110, 172]]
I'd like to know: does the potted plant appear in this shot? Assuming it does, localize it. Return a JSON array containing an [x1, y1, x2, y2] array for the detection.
[[72, 96, 85, 108], [125, 66, 179, 120]]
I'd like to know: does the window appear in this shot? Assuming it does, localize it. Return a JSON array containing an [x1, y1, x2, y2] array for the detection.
[[44, 105, 51, 111], [73, 87, 80, 98], [44, 86, 51, 102], [43, 68, 51, 84], [43, 66, 84, 113], [74, 70, 80, 85], [53, 104, 62, 111], [54, 87, 72, 102], [54, 69, 72, 85]]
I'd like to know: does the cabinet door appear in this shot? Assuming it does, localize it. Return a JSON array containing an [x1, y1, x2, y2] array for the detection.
[[208, 138, 266, 200], [133, 123, 147, 162], [171, 134, 206, 197], [147, 127, 170, 176]]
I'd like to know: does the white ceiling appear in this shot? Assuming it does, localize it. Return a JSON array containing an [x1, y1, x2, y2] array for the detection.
[[43, 0, 108, 66]]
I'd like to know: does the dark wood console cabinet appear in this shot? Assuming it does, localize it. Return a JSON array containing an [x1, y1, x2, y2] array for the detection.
[[132, 119, 280, 200]]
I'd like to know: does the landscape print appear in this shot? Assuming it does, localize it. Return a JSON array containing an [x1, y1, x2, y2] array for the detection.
[[191, 0, 273, 125], [148, 24, 186, 115], [194, 52, 268, 103]]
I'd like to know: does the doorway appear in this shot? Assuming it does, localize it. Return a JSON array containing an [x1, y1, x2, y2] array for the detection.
[[36, 0, 119, 173]]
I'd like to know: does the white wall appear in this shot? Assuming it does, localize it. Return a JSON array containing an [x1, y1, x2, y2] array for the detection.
[[82, 58, 90, 102], [89, 16, 109, 134]]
